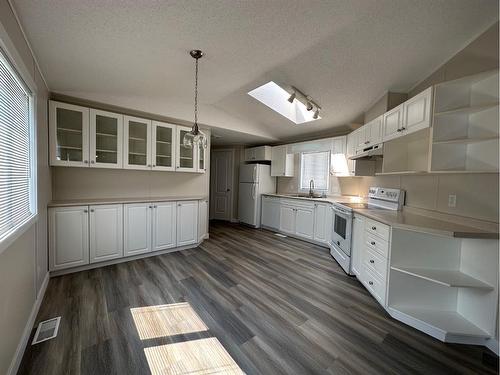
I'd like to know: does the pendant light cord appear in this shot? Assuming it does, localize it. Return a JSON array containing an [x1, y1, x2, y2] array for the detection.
[[194, 56, 199, 130]]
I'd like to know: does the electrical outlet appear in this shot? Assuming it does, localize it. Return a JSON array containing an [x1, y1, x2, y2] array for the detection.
[[448, 194, 457, 208]]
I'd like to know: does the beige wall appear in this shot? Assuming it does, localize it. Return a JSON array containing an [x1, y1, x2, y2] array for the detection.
[[0, 1, 51, 374]]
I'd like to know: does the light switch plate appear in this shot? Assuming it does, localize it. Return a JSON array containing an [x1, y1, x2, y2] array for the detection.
[[448, 194, 457, 208]]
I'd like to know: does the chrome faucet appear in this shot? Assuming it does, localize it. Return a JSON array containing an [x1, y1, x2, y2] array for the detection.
[[309, 179, 315, 198]]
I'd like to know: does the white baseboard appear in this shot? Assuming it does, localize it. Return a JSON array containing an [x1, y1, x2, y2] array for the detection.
[[7, 271, 49, 375]]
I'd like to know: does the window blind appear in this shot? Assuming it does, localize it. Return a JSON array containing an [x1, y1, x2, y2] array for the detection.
[[0, 49, 35, 243], [300, 151, 330, 191]]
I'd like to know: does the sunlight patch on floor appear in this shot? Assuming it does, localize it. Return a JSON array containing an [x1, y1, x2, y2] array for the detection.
[[131, 302, 208, 340], [144, 337, 245, 375]]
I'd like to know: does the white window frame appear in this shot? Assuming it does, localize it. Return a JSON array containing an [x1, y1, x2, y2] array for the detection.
[[299, 151, 330, 193], [0, 35, 38, 255]]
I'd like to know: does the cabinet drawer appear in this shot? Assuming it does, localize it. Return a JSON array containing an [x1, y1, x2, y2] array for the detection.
[[364, 232, 389, 258], [365, 218, 390, 241], [363, 245, 388, 281], [362, 265, 386, 306]]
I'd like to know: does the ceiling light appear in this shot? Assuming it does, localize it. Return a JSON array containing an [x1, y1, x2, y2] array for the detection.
[[313, 108, 320, 119], [287, 91, 296, 103], [183, 49, 207, 149]]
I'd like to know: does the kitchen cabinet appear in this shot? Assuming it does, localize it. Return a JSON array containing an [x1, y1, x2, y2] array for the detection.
[[295, 207, 314, 240], [89, 204, 123, 263], [90, 109, 123, 169], [177, 201, 199, 246], [124, 116, 152, 170], [356, 116, 383, 152], [176, 126, 197, 172], [261, 196, 280, 230], [382, 105, 404, 142], [279, 205, 296, 234], [124, 203, 152, 256], [196, 131, 208, 173], [350, 215, 365, 277], [198, 199, 209, 241], [402, 87, 432, 136], [245, 146, 272, 162], [49, 101, 90, 167], [271, 145, 294, 177], [49, 206, 89, 270], [313, 203, 332, 244], [152, 121, 176, 171], [346, 130, 358, 175], [152, 202, 177, 251]]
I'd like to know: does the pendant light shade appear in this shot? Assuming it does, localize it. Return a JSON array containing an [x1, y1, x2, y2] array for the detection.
[[183, 49, 207, 149]]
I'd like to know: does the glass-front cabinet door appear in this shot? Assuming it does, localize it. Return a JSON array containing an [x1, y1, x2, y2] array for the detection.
[[124, 116, 151, 170], [49, 101, 89, 167], [197, 131, 207, 173], [90, 109, 123, 168], [152, 121, 175, 171], [176, 126, 196, 172]]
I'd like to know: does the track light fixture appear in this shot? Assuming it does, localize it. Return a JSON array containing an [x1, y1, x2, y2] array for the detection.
[[288, 86, 321, 119]]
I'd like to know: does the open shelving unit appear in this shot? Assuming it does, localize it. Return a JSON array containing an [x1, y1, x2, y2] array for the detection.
[[381, 128, 431, 174], [431, 69, 499, 173], [387, 228, 498, 344]]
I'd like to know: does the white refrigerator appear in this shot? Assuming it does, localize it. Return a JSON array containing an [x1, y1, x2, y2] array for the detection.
[[238, 164, 276, 228]]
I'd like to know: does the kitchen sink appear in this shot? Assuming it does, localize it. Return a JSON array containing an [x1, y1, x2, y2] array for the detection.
[[283, 193, 323, 199]]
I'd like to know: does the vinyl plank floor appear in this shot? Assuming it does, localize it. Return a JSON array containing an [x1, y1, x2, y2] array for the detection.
[[18, 222, 498, 375]]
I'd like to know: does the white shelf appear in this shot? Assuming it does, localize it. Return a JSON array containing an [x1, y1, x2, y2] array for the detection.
[[57, 145, 82, 150], [96, 132, 117, 138], [389, 306, 491, 339], [156, 155, 171, 158], [156, 140, 171, 145], [391, 266, 494, 289], [434, 102, 499, 116], [179, 157, 193, 160], [57, 127, 82, 133], [129, 136, 146, 142], [96, 149, 117, 153], [129, 152, 146, 156], [376, 171, 427, 176], [433, 136, 499, 145]]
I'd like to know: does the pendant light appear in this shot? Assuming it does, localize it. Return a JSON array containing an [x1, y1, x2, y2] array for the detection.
[[183, 49, 207, 149]]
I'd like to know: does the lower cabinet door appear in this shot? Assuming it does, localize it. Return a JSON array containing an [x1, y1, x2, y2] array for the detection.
[[279, 205, 295, 234], [152, 202, 177, 252], [124, 203, 152, 256], [262, 199, 280, 229], [198, 199, 208, 241], [90, 204, 123, 263], [49, 206, 89, 271], [313, 203, 332, 244], [295, 207, 314, 240], [350, 215, 365, 277], [177, 201, 199, 246]]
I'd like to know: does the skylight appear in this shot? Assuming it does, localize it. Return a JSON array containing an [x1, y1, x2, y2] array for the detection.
[[248, 81, 321, 124]]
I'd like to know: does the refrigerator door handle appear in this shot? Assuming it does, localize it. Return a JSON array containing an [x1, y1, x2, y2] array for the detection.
[[252, 167, 256, 182], [252, 184, 256, 199]]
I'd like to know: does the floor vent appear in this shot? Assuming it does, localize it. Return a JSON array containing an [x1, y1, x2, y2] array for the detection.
[[32, 317, 61, 345], [274, 233, 287, 238]]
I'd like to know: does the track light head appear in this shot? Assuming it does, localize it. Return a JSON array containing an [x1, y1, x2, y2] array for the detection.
[[313, 108, 320, 119], [306, 101, 313, 111], [288, 92, 296, 103]]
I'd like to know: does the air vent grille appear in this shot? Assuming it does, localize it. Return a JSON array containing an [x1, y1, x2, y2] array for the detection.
[[32, 317, 61, 345]]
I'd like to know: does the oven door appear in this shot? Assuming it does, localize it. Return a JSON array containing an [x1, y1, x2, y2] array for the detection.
[[331, 206, 352, 256]]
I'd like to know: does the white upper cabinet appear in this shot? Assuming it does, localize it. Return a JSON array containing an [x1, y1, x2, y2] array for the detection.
[[90, 109, 123, 169], [124, 203, 152, 256], [89, 204, 123, 263], [176, 126, 196, 172], [402, 87, 433, 135], [177, 201, 198, 246], [382, 105, 404, 142], [313, 203, 332, 244], [124, 116, 152, 170], [271, 145, 294, 177], [197, 131, 208, 173], [245, 146, 272, 162], [49, 101, 90, 167], [356, 125, 367, 151], [49, 206, 89, 271], [152, 202, 177, 251], [369, 116, 383, 145], [152, 121, 176, 171]]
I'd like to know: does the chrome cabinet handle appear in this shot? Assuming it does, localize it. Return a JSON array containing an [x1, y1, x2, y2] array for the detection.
[[368, 281, 374, 285], [149, 205, 153, 208], [396, 129, 402, 132], [370, 241, 375, 245], [369, 259, 375, 264], [90, 209, 94, 213], [84, 160, 88, 163], [371, 226, 376, 230], [401, 127, 406, 130], [90, 160, 95, 164], [152, 165, 156, 167], [83, 209, 88, 213]]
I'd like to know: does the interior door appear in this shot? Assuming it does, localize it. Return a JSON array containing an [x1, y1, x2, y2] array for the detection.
[[210, 150, 234, 221], [152, 202, 176, 251], [124, 203, 152, 256], [89, 204, 123, 263]]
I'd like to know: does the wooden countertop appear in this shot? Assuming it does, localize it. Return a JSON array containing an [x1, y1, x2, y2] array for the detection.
[[48, 196, 208, 207]]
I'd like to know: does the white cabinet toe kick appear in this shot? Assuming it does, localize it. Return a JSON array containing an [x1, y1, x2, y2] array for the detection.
[[49, 198, 209, 275]]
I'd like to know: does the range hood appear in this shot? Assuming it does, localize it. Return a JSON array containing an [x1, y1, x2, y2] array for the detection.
[[349, 143, 383, 160]]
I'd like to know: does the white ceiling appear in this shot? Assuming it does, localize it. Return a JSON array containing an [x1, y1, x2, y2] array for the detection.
[[13, 0, 499, 145]]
